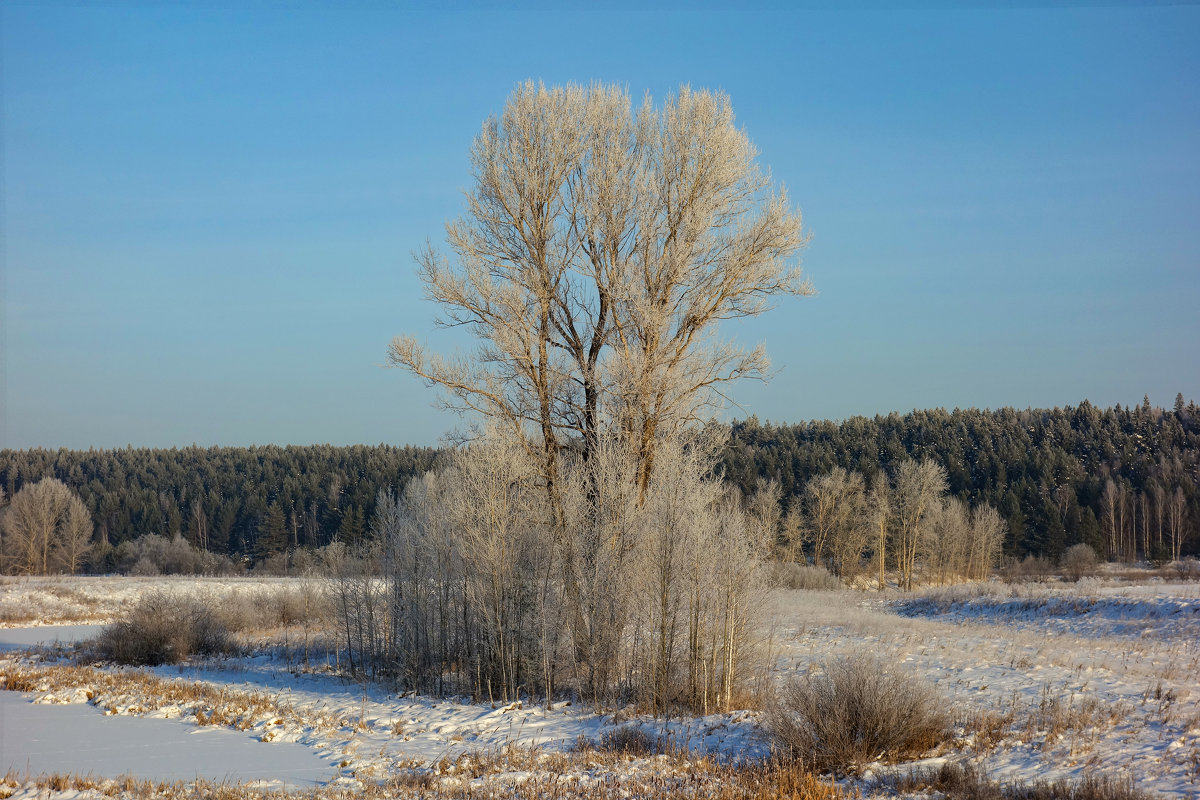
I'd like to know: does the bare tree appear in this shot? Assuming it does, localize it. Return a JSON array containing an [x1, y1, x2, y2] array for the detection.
[[868, 483, 892, 590], [825, 472, 868, 580], [1151, 483, 1166, 552], [780, 503, 806, 563], [893, 460, 947, 591], [1, 477, 93, 575], [922, 496, 970, 585], [58, 495, 93, 574], [801, 469, 850, 569], [1101, 479, 1120, 561], [745, 478, 782, 558], [188, 499, 209, 552], [1117, 482, 1133, 562], [446, 434, 546, 703], [364, 422, 767, 712], [967, 503, 1006, 581]]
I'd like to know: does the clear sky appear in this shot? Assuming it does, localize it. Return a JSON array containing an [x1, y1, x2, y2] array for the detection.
[[3, 2, 1198, 450]]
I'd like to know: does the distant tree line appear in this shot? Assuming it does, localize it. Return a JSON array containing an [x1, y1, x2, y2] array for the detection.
[[0, 444, 436, 570], [0, 397, 1196, 573], [721, 394, 1200, 563]]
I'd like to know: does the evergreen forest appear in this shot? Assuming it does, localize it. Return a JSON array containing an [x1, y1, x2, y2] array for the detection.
[[1, 396, 1196, 569]]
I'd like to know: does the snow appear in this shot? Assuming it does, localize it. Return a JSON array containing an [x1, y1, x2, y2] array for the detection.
[[1, 575, 1197, 798], [767, 583, 1200, 798]]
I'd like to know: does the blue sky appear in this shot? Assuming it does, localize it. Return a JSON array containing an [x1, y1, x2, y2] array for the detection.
[[3, 2, 1198, 449]]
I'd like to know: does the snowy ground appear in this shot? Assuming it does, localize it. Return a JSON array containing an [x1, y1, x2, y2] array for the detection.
[[0, 575, 1197, 798], [770, 580, 1200, 797]]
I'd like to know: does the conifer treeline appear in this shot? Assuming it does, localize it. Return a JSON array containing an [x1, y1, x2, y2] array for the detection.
[[0, 444, 436, 566], [720, 396, 1199, 560], [1, 397, 1196, 566]]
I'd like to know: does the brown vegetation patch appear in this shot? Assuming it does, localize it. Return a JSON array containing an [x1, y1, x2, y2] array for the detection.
[[0, 754, 852, 800], [769, 652, 951, 774], [888, 761, 1162, 800]]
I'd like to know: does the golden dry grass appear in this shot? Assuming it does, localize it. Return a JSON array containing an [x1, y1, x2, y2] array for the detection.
[[0, 756, 852, 800]]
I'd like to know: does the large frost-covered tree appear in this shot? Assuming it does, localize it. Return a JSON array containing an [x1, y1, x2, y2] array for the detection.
[[381, 82, 810, 709], [388, 82, 811, 503]]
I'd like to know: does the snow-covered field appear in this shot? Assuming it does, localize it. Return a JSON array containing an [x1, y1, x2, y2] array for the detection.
[[1, 575, 1197, 798], [0, 575, 314, 627], [771, 580, 1200, 797]]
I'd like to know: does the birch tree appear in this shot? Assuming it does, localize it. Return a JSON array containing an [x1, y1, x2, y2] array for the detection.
[[1166, 487, 1189, 562]]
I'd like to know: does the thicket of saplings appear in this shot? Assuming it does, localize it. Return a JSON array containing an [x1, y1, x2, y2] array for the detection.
[[330, 430, 771, 716], [772, 461, 1008, 590]]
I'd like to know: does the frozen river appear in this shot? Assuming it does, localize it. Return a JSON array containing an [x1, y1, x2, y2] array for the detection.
[[0, 624, 102, 651], [0, 692, 338, 785], [0, 626, 337, 786]]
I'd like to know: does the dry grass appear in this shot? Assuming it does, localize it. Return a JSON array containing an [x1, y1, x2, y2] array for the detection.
[[0, 577, 108, 625], [384, 748, 853, 800], [1022, 686, 1129, 743], [958, 684, 1132, 758], [0, 577, 336, 630], [887, 761, 1162, 800], [0, 755, 852, 799], [768, 563, 845, 591], [961, 706, 1020, 753]]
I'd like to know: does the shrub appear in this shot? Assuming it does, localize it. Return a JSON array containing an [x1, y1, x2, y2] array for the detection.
[[769, 562, 844, 591], [1173, 557, 1200, 580], [595, 724, 663, 756], [1061, 544, 1098, 582], [1002, 555, 1054, 583], [93, 592, 232, 665], [127, 556, 161, 577], [769, 652, 950, 774], [112, 534, 238, 576]]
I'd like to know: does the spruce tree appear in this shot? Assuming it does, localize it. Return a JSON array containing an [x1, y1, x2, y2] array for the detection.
[[255, 502, 287, 563], [336, 505, 364, 548]]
